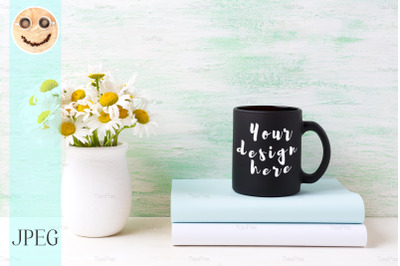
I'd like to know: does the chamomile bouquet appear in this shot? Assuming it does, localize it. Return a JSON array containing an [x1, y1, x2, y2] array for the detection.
[[29, 65, 157, 147]]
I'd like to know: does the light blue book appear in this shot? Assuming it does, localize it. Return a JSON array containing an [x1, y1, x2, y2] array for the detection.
[[171, 178, 365, 223]]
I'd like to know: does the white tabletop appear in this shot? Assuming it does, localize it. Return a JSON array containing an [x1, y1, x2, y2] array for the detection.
[[0, 217, 398, 266]]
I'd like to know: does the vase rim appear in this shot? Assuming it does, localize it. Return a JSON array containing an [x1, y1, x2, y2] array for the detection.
[[66, 142, 128, 149]]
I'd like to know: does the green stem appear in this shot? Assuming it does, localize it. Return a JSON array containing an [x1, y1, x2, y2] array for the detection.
[[111, 124, 137, 146], [95, 78, 100, 92], [73, 136, 83, 147], [85, 136, 90, 147], [103, 135, 107, 146], [104, 131, 114, 146], [112, 130, 121, 146], [90, 134, 95, 146], [93, 129, 100, 147]]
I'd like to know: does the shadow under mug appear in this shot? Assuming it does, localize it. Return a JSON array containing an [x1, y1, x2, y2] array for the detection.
[[232, 106, 331, 197]]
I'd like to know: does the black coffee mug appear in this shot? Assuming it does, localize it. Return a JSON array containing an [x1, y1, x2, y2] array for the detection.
[[232, 106, 330, 197]]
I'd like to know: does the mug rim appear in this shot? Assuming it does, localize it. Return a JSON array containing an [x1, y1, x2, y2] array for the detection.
[[234, 105, 300, 113]]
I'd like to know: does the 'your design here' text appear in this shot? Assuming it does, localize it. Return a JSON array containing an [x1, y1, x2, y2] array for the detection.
[[236, 123, 298, 178]]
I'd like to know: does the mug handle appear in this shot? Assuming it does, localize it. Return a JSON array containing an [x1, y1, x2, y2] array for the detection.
[[301, 121, 331, 183]]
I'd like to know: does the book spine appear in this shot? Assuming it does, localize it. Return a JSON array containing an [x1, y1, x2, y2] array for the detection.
[[172, 223, 367, 247]]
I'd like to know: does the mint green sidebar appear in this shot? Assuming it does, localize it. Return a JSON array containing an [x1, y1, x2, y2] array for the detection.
[[9, 1, 61, 265]]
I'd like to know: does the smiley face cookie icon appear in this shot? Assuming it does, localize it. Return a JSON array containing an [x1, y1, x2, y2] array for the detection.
[[12, 7, 59, 54]]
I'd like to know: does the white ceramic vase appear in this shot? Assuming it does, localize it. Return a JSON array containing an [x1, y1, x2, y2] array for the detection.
[[62, 143, 132, 237]]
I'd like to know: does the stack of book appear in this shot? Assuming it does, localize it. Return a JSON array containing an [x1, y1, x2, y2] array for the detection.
[[170, 178, 367, 246]]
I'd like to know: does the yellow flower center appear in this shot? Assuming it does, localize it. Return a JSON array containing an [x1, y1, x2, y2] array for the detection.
[[77, 104, 89, 112], [61, 122, 76, 136], [98, 111, 111, 123], [71, 89, 86, 102], [29, 95, 37, 106], [99, 92, 118, 106], [133, 109, 149, 124], [37, 110, 51, 124], [76, 101, 92, 112], [88, 73, 105, 80], [118, 105, 129, 119]]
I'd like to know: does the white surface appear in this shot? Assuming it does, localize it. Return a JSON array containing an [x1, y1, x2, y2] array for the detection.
[[0, 217, 398, 265], [172, 223, 367, 246]]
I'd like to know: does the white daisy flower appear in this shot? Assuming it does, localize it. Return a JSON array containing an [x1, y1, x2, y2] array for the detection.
[[45, 106, 62, 133], [61, 85, 78, 106], [60, 116, 90, 146], [67, 84, 98, 115], [30, 64, 158, 147], [86, 103, 120, 140], [87, 63, 117, 91], [39, 107, 62, 146], [132, 108, 158, 138], [99, 78, 127, 95], [125, 72, 137, 90], [63, 98, 95, 121], [116, 104, 137, 128], [62, 85, 97, 106], [61, 85, 98, 121], [98, 79, 131, 118], [62, 101, 77, 119], [26, 93, 61, 142], [22, 79, 61, 145], [33, 92, 61, 130], [88, 63, 113, 79], [124, 73, 150, 109], [75, 99, 96, 119]]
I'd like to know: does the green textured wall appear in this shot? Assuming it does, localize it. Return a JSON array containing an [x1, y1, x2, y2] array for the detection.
[[0, 0, 397, 217]]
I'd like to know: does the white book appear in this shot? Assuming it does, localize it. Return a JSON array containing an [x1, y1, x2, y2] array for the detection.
[[172, 223, 367, 247]]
